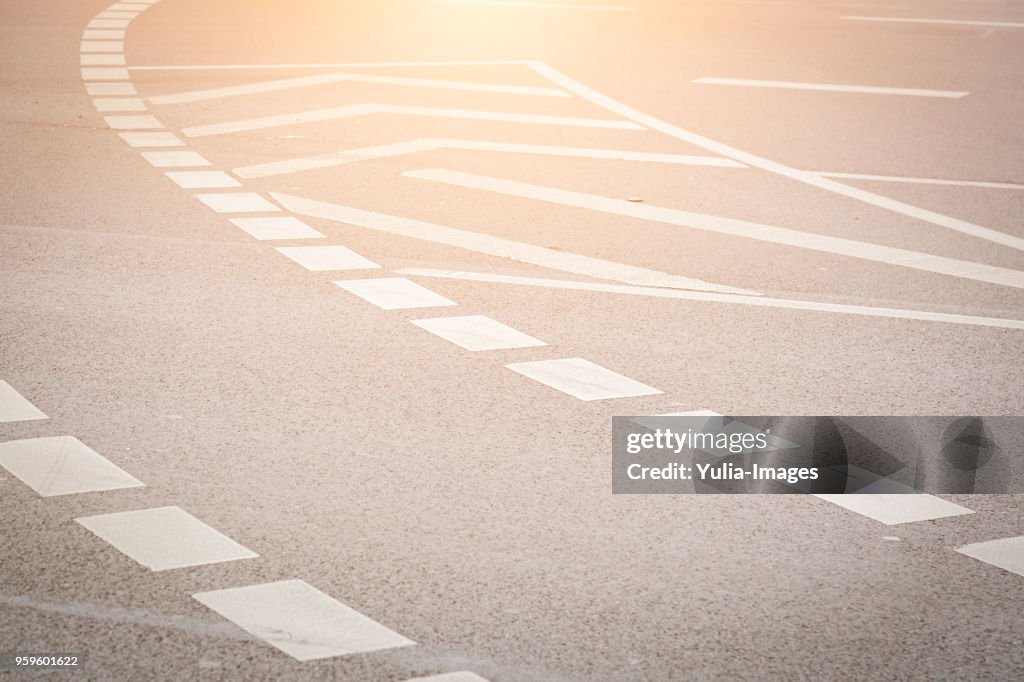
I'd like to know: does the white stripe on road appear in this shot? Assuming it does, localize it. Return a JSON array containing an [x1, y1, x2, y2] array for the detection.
[[693, 77, 968, 99], [150, 72, 569, 105], [334, 278, 458, 310], [80, 41, 124, 52], [406, 674, 491, 682], [104, 114, 162, 129], [93, 98, 147, 112], [76, 506, 258, 572], [81, 67, 130, 80], [506, 357, 662, 401], [814, 171, 1024, 191], [841, 16, 1024, 28], [81, 53, 126, 66], [0, 381, 48, 422], [119, 131, 183, 147], [166, 171, 241, 189], [275, 245, 380, 271], [236, 138, 744, 178], [395, 269, 1024, 330], [82, 30, 125, 39], [193, 580, 414, 661], [131, 60, 533, 71], [229, 217, 325, 240], [411, 315, 547, 351], [813, 494, 974, 525], [956, 536, 1024, 577], [96, 11, 139, 19], [406, 169, 1024, 289], [141, 151, 211, 167], [529, 62, 1024, 252], [109, 3, 150, 9], [86, 82, 136, 95], [443, 0, 634, 9], [273, 192, 757, 295], [194, 193, 281, 213], [87, 20, 131, 29], [182, 104, 644, 137], [0, 436, 143, 497]]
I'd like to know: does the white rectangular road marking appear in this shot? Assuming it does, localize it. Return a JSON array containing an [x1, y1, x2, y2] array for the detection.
[[193, 580, 414, 661], [166, 171, 241, 189], [813, 494, 974, 525], [82, 67, 130, 80], [80, 40, 124, 52], [406, 169, 1024, 290], [93, 97, 146, 112], [151, 72, 569, 105], [87, 19, 131, 29], [0, 381, 48, 422], [0, 436, 143, 497], [506, 357, 662, 401], [956, 536, 1024, 577], [273, 193, 756, 295], [195, 193, 280, 213], [693, 77, 968, 99], [411, 315, 547, 351], [236, 138, 745, 178], [96, 11, 139, 19], [814, 171, 1024, 191], [276, 245, 380, 271], [334, 278, 457, 310], [141, 150, 210, 167], [86, 82, 136, 95], [109, 3, 151, 9], [407, 674, 491, 682], [82, 30, 125, 39], [229, 217, 324, 240], [182, 103, 644, 138], [104, 114, 162, 130], [842, 16, 1024, 28], [119, 131, 183, 147], [76, 506, 257, 571], [81, 54, 126, 66], [443, 0, 635, 9], [397, 268, 1024, 330]]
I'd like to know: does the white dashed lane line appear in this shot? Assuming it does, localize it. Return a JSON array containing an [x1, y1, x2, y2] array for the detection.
[[86, 82, 135, 95], [80, 40, 124, 52], [334, 278, 459, 310], [506, 357, 663, 401], [956, 536, 1024, 578], [0, 380, 48, 422], [82, 67, 130, 80], [165, 170, 242, 189], [141, 150, 211, 167], [0, 436, 144, 497], [192, 580, 414, 661], [75, 506, 258, 572], [81, 54, 127, 66], [813, 494, 975, 525], [841, 16, 1024, 29], [229, 216, 325, 241], [411, 314, 548, 351], [119, 131, 183, 147], [692, 77, 969, 99], [193, 192, 280, 213], [93, 98, 146, 112], [104, 114, 162, 129], [82, 30, 126, 40], [275, 245, 381, 271]]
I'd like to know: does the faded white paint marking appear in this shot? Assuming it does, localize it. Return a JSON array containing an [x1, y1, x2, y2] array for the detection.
[[166, 171, 241, 189], [82, 67, 130, 80], [411, 315, 547, 351], [229, 217, 324, 240], [182, 103, 643, 137], [693, 77, 967, 99], [131, 60, 533, 72], [276, 245, 380, 271], [813, 494, 974, 525], [0, 436, 143, 497], [0, 381, 48, 422], [141, 151, 211, 167], [406, 169, 1024, 289], [76, 506, 257, 571], [104, 114, 162, 130], [956, 536, 1024, 577], [93, 97, 146, 112], [80, 41, 124, 52], [81, 53, 127, 66], [334, 278, 457, 310], [273, 193, 757, 295], [194, 193, 280, 213], [119, 131, 183, 147], [96, 11, 139, 19], [193, 580, 414, 661], [86, 82, 136, 95], [842, 16, 1024, 28], [82, 30, 125, 39], [506, 357, 662, 401], [814, 171, 1024, 191], [87, 20, 131, 29], [396, 269, 1024, 330]]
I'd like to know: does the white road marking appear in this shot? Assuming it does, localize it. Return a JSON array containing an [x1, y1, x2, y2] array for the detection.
[[109, 3, 150, 9], [506, 357, 662, 401], [229, 217, 325, 240], [530, 62, 1024, 252], [443, 0, 634, 9], [194, 192, 281, 213], [0, 381, 48, 422], [406, 674, 491, 682], [956, 536, 1024, 577], [411, 315, 547, 351], [81, 53, 127, 66], [275, 245, 381, 271], [86, 82, 136, 95], [141, 150, 211, 167], [813, 494, 974, 525], [814, 171, 1024, 191], [150, 72, 569, 105], [82, 30, 125, 39], [104, 114, 162, 129], [841, 16, 1024, 28], [131, 60, 535, 72], [395, 269, 1024, 330], [80, 40, 124, 52], [333, 278, 458, 310], [407, 169, 1024, 289], [235, 138, 745, 178], [273, 193, 758, 295], [166, 171, 242, 189], [96, 11, 139, 20], [81, 67, 130, 80], [182, 104, 644, 137], [93, 97, 147, 112], [119, 131, 183, 147], [87, 20, 131, 29], [193, 580, 414, 661], [0, 436, 143, 497], [76, 506, 258, 572], [693, 77, 968, 99]]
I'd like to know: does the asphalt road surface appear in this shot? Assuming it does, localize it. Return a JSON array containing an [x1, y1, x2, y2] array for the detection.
[[2, 0, 1023, 680]]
